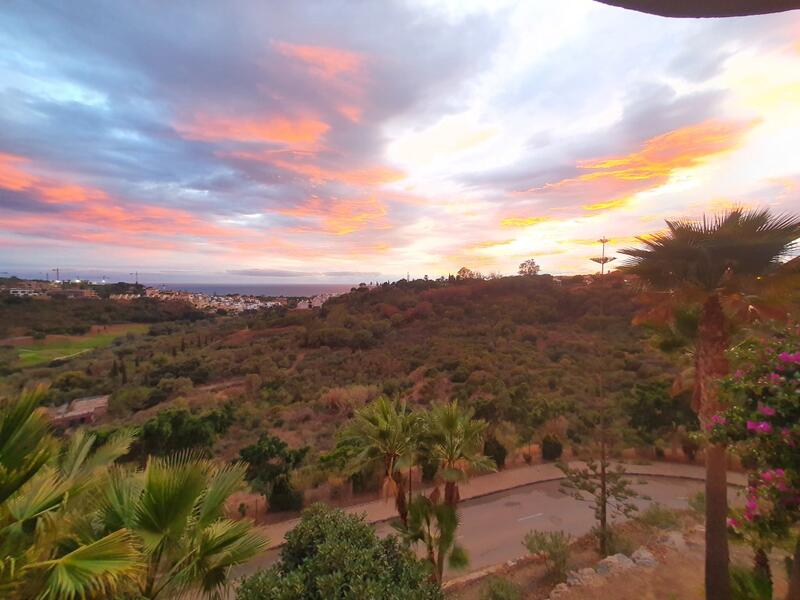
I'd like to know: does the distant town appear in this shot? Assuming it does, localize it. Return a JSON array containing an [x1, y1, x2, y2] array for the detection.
[[0, 276, 367, 314]]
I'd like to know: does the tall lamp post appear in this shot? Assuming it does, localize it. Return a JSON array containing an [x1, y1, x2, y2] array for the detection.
[[590, 237, 616, 275]]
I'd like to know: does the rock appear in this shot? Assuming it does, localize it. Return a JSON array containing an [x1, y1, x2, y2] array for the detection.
[[549, 583, 570, 598], [566, 567, 601, 587], [631, 547, 658, 567], [660, 531, 687, 551], [596, 553, 635, 574]]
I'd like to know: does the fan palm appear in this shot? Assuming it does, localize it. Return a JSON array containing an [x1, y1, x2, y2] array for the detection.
[[99, 452, 267, 599], [395, 495, 468, 584], [424, 401, 495, 506], [0, 387, 142, 599], [339, 397, 419, 525], [619, 208, 800, 600]]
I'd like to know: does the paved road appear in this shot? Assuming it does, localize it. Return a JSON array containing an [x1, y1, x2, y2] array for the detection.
[[236, 475, 742, 581]]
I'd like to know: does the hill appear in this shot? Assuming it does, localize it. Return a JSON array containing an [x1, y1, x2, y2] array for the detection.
[[0, 274, 682, 462]]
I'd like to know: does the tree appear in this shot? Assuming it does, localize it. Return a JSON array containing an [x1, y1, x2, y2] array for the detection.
[[0, 387, 140, 599], [135, 406, 233, 458], [395, 495, 468, 584], [237, 504, 443, 599], [339, 397, 419, 524], [239, 434, 308, 512], [424, 401, 496, 506], [709, 329, 800, 600], [620, 208, 800, 600], [99, 452, 267, 599], [456, 267, 476, 280], [557, 398, 642, 556], [518, 258, 541, 277]]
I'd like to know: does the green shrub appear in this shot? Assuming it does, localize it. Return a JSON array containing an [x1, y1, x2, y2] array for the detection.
[[480, 576, 522, 600], [688, 491, 705, 515], [237, 504, 443, 600], [730, 565, 772, 600], [541, 435, 563, 461], [600, 527, 635, 556], [522, 530, 571, 581], [637, 503, 679, 530]]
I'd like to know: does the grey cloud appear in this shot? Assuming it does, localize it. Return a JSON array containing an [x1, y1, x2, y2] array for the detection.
[[226, 269, 311, 278]]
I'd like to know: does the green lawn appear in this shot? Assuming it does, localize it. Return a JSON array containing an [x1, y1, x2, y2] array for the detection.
[[15, 324, 149, 367]]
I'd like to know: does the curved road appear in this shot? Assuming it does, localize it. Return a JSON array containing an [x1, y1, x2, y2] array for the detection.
[[237, 474, 742, 581]]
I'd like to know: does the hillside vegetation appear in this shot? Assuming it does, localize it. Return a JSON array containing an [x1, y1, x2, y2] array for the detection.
[[1, 275, 681, 461]]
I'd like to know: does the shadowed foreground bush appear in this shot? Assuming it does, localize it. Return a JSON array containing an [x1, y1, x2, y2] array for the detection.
[[237, 504, 443, 600]]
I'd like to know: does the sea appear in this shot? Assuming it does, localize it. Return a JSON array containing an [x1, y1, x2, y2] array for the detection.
[[145, 283, 357, 297]]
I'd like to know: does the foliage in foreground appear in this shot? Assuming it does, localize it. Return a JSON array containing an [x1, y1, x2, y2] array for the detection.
[[522, 530, 571, 581], [395, 495, 469, 584], [708, 328, 800, 596], [237, 504, 443, 600], [0, 387, 265, 600], [480, 576, 523, 600]]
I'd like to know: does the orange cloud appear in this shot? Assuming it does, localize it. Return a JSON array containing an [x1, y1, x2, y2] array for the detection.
[[500, 216, 549, 228], [272, 41, 368, 123], [273, 41, 364, 80], [0, 154, 240, 248], [522, 119, 757, 212], [0, 153, 37, 190], [278, 196, 389, 235], [176, 114, 329, 146]]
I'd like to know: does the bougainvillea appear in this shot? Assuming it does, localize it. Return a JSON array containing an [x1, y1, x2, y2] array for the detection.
[[708, 326, 800, 546]]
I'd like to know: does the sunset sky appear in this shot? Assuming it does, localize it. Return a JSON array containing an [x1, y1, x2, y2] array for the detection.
[[1, 1, 799, 283]]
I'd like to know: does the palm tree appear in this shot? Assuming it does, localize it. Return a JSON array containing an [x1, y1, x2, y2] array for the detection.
[[99, 452, 267, 599], [619, 208, 800, 600], [0, 387, 141, 599], [424, 401, 496, 506], [339, 397, 419, 525], [395, 495, 468, 584]]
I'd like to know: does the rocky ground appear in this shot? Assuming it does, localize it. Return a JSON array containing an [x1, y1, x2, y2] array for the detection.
[[448, 513, 792, 600]]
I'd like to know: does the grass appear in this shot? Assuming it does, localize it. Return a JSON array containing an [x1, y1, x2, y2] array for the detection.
[[15, 324, 148, 367], [637, 503, 680, 530]]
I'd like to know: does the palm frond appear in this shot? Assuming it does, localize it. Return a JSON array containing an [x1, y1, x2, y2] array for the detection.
[[30, 529, 141, 600], [619, 207, 800, 290], [0, 387, 56, 505], [134, 452, 208, 554], [194, 462, 247, 529]]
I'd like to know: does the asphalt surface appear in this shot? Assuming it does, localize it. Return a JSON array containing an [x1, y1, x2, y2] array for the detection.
[[236, 475, 742, 581]]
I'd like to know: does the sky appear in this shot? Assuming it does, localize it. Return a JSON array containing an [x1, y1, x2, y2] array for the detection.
[[1, 1, 799, 284]]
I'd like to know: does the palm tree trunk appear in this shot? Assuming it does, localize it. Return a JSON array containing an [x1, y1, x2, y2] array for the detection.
[[753, 547, 771, 587], [444, 481, 459, 506], [600, 437, 608, 557], [787, 537, 800, 600], [393, 471, 408, 525], [696, 293, 731, 600]]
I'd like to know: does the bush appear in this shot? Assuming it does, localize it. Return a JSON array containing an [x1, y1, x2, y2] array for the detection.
[[484, 436, 507, 470], [522, 530, 571, 581], [237, 504, 443, 600], [541, 435, 563, 461], [637, 503, 679, 530], [480, 576, 522, 600], [599, 527, 635, 556], [688, 491, 705, 515], [730, 565, 772, 600]]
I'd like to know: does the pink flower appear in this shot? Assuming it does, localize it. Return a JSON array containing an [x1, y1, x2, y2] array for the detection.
[[711, 414, 727, 425], [758, 405, 776, 417], [734, 369, 745, 379], [747, 420, 772, 434], [767, 373, 782, 384], [778, 351, 800, 364], [726, 517, 740, 529]]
